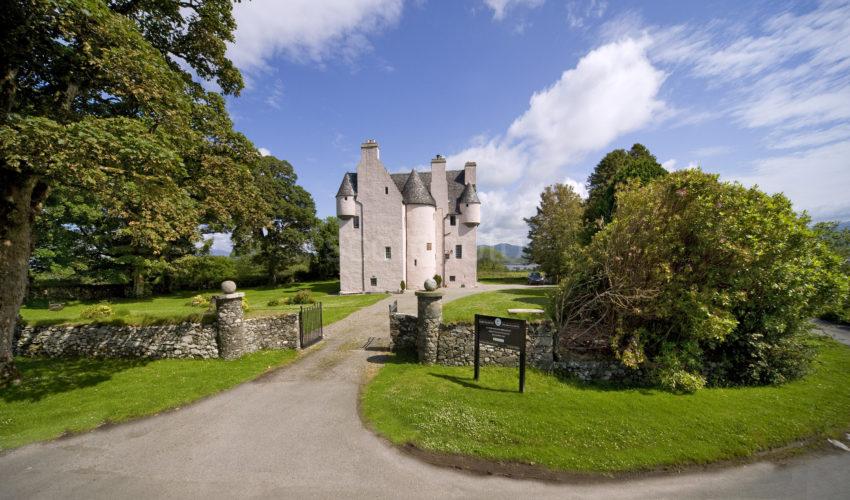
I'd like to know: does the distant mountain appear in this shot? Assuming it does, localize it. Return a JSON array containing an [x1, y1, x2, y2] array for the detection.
[[478, 243, 526, 263]]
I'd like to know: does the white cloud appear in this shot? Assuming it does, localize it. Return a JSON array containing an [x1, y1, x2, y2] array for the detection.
[[228, 0, 403, 72], [566, 0, 607, 29], [768, 124, 850, 150], [735, 140, 850, 221], [483, 0, 544, 21], [661, 158, 677, 171], [564, 177, 588, 199], [203, 233, 233, 256], [265, 80, 284, 109], [258, 147, 272, 156], [449, 37, 666, 244]]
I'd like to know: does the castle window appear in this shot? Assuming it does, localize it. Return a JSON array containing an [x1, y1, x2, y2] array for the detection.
[[385, 186, 389, 195], [414, 259, 417, 266], [353, 216, 360, 229], [449, 215, 456, 226], [385, 247, 392, 259], [450, 275, 456, 282], [445, 253, 450, 261], [455, 245, 463, 259], [426, 242, 432, 251], [370, 277, 377, 286]]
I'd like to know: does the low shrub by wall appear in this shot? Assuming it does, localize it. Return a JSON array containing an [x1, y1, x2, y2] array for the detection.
[[14, 312, 300, 360]]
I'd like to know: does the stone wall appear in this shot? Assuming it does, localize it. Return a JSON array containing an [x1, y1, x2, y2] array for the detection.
[[389, 312, 417, 353], [435, 322, 554, 370], [244, 315, 300, 350], [14, 312, 301, 360], [14, 323, 219, 359]]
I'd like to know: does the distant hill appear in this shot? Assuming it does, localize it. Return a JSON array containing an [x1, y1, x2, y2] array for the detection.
[[478, 243, 526, 263]]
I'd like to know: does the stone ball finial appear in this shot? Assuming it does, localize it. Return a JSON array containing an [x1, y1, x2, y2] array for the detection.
[[424, 278, 437, 291], [221, 280, 237, 294]]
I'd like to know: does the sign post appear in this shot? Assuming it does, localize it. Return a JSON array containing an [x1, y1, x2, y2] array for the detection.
[[474, 314, 527, 393]]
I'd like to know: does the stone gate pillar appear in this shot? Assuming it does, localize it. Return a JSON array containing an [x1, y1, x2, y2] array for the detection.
[[416, 279, 443, 364], [215, 280, 246, 360]]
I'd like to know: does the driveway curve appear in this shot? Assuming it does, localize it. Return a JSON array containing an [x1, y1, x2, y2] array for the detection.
[[1, 285, 848, 499]]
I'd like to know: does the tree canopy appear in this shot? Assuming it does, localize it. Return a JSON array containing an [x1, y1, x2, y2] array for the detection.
[[523, 183, 585, 281], [0, 0, 262, 386]]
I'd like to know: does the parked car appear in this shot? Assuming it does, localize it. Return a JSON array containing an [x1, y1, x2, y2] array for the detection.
[[527, 271, 546, 285]]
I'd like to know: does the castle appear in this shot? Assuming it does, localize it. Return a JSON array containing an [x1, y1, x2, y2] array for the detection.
[[336, 140, 480, 293]]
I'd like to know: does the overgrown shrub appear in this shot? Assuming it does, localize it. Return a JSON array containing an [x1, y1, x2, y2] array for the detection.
[[267, 297, 290, 307], [80, 302, 114, 320], [186, 294, 212, 308], [168, 255, 237, 291], [291, 289, 314, 304], [400, 280, 406, 292], [433, 274, 442, 288], [554, 170, 844, 390]]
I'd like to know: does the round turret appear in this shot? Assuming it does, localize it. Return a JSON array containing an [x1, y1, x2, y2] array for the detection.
[[406, 204, 436, 290], [336, 195, 355, 218], [458, 183, 481, 226]]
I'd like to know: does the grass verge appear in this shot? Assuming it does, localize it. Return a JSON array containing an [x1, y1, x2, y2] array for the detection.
[[361, 338, 850, 474], [0, 350, 297, 450], [20, 280, 387, 327], [442, 288, 552, 323], [477, 270, 530, 285]]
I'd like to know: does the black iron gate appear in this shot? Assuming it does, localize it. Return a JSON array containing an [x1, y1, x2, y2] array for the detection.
[[299, 302, 323, 348]]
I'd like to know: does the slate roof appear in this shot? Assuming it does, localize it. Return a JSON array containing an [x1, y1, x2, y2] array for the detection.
[[335, 173, 357, 197], [400, 170, 436, 206], [459, 183, 480, 204], [339, 169, 472, 213]]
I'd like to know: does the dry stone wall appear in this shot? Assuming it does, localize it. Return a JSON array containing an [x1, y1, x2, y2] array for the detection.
[[14, 323, 219, 359], [435, 322, 554, 370], [389, 312, 417, 353]]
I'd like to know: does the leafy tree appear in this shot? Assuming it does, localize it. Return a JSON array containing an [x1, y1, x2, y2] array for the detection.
[[232, 156, 317, 285], [523, 183, 584, 282], [310, 216, 340, 279], [815, 221, 850, 323], [554, 170, 845, 391], [583, 143, 667, 239], [0, 0, 260, 386], [477, 247, 509, 272]]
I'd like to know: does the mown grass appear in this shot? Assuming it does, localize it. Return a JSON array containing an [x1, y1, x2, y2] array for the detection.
[[0, 350, 298, 450], [442, 288, 552, 323], [20, 280, 387, 327], [361, 338, 850, 473], [477, 270, 530, 285]]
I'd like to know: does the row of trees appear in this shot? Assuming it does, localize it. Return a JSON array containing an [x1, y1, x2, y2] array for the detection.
[[525, 144, 846, 391], [0, 1, 334, 386]]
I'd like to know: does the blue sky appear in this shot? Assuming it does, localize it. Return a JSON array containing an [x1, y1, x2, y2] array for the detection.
[[207, 0, 850, 251]]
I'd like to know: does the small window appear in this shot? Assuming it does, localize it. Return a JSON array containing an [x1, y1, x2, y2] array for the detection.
[[426, 242, 432, 251], [370, 277, 377, 286], [449, 215, 456, 226], [385, 246, 392, 259], [449, 275, 456, 282], [455, 245, 463, 259], [445, 252, 450, 261], [385, 186, 389, 195], [353, 216, 360, 229], [414, 259, 417, 266], [344, 196, 348, 200]]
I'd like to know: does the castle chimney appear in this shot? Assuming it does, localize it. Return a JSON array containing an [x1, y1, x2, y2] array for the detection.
[[464, 161, 477, 186], [361, 139, 380, 162], [430, 154, 447, 212]]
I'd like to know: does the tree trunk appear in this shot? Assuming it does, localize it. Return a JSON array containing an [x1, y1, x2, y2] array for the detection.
[[132, 268, 147, 298], [0, 170, 48, 387]]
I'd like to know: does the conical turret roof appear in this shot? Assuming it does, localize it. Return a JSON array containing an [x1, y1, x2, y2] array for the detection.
[[459, 183, 480, 204], [401, 170, 436, 206], [336, 173, 356, 197]]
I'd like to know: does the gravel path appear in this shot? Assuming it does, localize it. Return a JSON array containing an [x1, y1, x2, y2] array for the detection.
[[1, 285, 848, 499]]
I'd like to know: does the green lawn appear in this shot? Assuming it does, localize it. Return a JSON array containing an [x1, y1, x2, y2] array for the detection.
[[442, 288, 552, 323], [0, 350, 298, 450], [20, 280, 387, 327], [477, 270, 530, 285], [361, 338, 850, 473]]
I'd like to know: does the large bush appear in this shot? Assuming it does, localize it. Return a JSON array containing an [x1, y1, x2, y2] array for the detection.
[[554, 170, 844, 390], [167, 256, 237, 291]]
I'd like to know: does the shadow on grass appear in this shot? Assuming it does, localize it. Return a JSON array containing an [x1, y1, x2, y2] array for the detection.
[[1, 357, 150, 403], [428, 372, 519, 394]]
